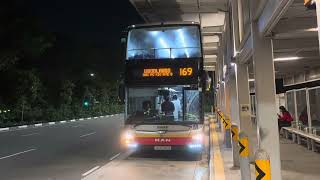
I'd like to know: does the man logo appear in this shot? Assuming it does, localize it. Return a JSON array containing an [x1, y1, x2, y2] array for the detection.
[[155, 138, 171, 143]]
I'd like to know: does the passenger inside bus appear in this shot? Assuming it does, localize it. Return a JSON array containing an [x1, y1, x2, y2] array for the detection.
[[142, 100, 152, 115], [172, 95, 181, 121], [161, 95, 175, 118]]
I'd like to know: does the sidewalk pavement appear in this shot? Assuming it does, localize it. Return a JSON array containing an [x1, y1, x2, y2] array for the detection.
[[215, 122, 320, 180]]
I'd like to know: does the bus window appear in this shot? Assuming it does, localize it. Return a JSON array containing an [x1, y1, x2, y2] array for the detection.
[[127, 26, 201, 60], [126, 86, 200, 124]]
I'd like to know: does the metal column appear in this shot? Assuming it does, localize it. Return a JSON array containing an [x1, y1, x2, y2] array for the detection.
[[236, 63, 256, 160], [250, 20, 282, 180]]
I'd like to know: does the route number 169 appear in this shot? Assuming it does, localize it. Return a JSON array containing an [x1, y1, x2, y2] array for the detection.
[[179, 67, 193, 76]]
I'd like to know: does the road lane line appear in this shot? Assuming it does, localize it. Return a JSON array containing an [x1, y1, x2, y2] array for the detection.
[[35, 123, 43, 127], [18, 125, 28, 128], [82, 166, 100, 177], [0, 128, 9, 132], [21, 133, 40, 137], [0, 148, 37, 160], [109, 153, 121, 161], [80, 132, 96, 138]]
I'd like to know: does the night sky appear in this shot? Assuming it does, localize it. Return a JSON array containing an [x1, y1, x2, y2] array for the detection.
[[26, 0, 143, 82], [0, 0, 143, 106]]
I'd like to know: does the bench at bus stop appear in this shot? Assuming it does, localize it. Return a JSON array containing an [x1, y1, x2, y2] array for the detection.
[[282, 127, 320, 152]]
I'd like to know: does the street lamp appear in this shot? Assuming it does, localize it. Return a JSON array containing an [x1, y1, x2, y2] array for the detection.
[[90, 73, 95, 77]]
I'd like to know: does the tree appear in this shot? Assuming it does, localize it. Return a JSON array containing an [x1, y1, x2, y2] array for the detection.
[[15, 70, 45, 122], [58, 80, 75, 119], [60, 80, 75, 105]]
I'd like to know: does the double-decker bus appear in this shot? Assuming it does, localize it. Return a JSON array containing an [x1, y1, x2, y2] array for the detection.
[[119, 22, 205, 157]]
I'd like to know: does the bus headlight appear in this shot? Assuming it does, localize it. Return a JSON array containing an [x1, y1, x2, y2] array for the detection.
[[122, 130, 136, 149], [189, 133, 203, 150], [124, 131, 134, 144], [188, 144, 202, 149], [192, 133, 203, 142]]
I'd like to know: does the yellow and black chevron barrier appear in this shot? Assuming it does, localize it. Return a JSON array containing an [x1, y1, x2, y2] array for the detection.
[[231, 124, 240, 167], [239, 133, 249, 157], [217, 110, 224, 120], [255, 149, 271, 180], [239, 131, 251, 180], [222, 116, 231, 130], [231, 125, 239, 142]]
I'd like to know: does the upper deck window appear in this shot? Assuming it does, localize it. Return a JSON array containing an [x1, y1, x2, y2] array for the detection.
[[127, 25, 201, 60]]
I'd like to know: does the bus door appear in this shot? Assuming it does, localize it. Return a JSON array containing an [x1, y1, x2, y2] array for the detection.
[[183, 87, 201, 122]]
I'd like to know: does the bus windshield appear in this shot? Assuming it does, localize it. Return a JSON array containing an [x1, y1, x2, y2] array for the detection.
[[126, 86, 201, 124], [127, 25, 201, 60]]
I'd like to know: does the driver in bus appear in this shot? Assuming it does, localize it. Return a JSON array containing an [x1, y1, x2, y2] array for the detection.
[[161, 95, 175, 118]]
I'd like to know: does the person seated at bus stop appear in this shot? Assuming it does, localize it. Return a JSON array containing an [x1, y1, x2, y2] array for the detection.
[[277, 106, 293, 132], [161, 95, 175, 120], [171, 95, 181, 121], [299, 107, 308, 126]]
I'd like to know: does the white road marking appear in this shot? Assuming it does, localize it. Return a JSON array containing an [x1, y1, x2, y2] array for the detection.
[[0, 148, 37, 160], [80, 132, 96, 138], [60, 121, 66, 123], [18, 125, 28, 128], [35, 123, 42, 127], [48, 122, 55, 125], [82, 166, 100, 177], [109, 153, 121, 161], [21, 133, 40, 137], [0, 128, 9, 132], [70, 120, 76, 122]]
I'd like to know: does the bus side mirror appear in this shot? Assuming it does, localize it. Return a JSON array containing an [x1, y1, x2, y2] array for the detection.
[[118, 84, 125, 104]]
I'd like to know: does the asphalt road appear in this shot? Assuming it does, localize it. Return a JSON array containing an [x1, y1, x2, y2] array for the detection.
[[0, 115, 124, 180]]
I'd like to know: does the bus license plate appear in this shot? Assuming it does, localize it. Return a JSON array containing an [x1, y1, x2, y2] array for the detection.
[[154, 146, 171, 151]]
